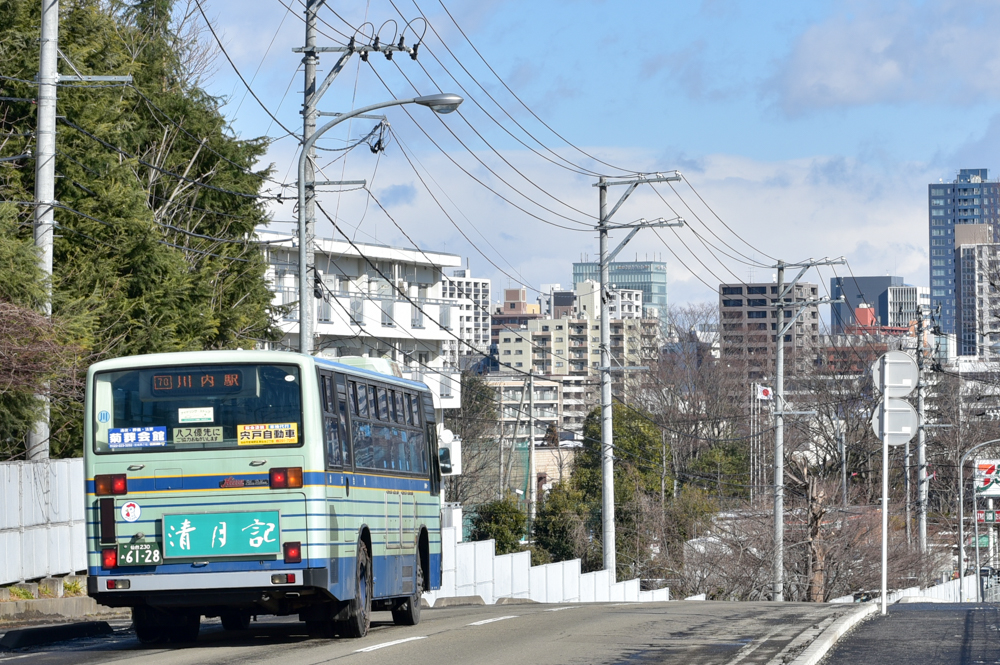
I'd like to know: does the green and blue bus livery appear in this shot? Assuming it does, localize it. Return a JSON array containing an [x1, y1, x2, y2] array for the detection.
[[84, 350, 447, 642]]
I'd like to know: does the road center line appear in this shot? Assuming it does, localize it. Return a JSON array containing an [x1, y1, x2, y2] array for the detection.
[[354, 636, 427, 652], [467, 615, 519, 626], [545, 606, 576, 612]]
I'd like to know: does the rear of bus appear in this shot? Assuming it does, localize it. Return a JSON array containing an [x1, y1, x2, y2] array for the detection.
[[84, 350, 324, 637]]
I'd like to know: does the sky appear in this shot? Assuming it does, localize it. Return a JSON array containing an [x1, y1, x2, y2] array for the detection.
[[192, 0, 1000, 308]]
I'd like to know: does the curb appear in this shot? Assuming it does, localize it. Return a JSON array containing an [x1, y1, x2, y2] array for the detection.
[[432, 595, 486, 608], [789, 604, 878, 665], [0, 596, 127, 623], [495, 597, 538, 605], [0, 621, 113, 651]]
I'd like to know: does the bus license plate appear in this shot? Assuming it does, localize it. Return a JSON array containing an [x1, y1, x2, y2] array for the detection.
[[118, 542, 162, 566]]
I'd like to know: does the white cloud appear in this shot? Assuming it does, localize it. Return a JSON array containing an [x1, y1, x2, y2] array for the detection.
[[768, 0, 1000, 114]]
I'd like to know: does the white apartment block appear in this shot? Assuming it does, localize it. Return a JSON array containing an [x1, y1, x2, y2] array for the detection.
[[575, 280, 644, 320], [442, 269, 492, 369], [258, 231, 463, 410]]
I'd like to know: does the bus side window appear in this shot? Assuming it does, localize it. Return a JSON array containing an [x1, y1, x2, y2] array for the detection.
[[321, 373, 341, 468], [394, 391, 405, 423], [369, 385, 380, 420], [377, 387, 389, 422], [335, 374, 352, 468], [348, 381, 359, 416], [388, 389, 397, 422], [356, 383, 369, 418], [410, 393, 421, 427]]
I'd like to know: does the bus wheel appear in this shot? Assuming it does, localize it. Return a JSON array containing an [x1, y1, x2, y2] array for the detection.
[[133, 607, 165, 645], [391, 556, 422, 626], [166, 613, 201, 643], [339, 541, 373, 638]]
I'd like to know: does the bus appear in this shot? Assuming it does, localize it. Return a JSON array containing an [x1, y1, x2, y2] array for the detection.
[[83, 350, 451, 643]]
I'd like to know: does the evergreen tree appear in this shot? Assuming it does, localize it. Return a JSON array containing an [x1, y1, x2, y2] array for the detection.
[[0, 0, 280, 457]]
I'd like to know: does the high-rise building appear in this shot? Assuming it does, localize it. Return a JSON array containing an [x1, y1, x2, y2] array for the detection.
[[830, 276, 929, 332], [929, 168, 1000, 333], [718, 281, 820, 380], [954, 224, 1000, 358], [572, 260, 668, 325]]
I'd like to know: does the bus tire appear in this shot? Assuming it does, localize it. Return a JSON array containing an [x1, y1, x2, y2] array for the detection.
[[339, 540, 372, 638], [391, 555, 422, 626], [132, 607, 165, 644]]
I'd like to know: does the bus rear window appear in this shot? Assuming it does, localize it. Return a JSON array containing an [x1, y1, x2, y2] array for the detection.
[[92, 364, 302, 454]]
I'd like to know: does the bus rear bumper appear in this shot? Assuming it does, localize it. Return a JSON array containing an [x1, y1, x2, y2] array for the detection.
[[88, 568, 331, 612]]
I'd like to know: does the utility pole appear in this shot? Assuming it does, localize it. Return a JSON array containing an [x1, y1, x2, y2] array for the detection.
[[28, 0, 59, 461], [30, 0, 130, 459], [770, 257, 845, 601], [916, 306, 928, 553], [839, 423, 848, 508], [593, 173, 682, 579], [298, 0, 319, 355], [528, 371, 537, 523], [294, 18, 417, 355]]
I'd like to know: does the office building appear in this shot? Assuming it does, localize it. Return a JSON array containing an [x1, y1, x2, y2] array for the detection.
[[830, 276, 930, 332], [929, 168, 1000, 333], [572, 260, 668, 325]]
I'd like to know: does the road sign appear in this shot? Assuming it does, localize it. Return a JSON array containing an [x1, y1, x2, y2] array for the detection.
[[870, 398, 918, 446], [977, 510, 999, 523], [871, 351, 918, 398]]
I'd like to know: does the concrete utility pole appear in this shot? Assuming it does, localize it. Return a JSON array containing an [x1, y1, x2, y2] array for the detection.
[[294, 19, 419, 355], [593, 173, 682, 579], [916, 307, 928, 553], [770, 257, 844, 601], [28, 0, 60, 460], [528, 371, 537, 523]]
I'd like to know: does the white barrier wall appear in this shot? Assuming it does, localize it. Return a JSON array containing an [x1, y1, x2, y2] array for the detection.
[[426, 526, 670, 605], [829, 575, 979, 605], [0, 459, 87, 585]]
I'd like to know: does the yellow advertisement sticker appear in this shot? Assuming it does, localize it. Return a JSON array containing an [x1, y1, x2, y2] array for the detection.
[[237, 423, 298, 445]]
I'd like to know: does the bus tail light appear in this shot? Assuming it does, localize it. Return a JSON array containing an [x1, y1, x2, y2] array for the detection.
[[269, 467, 303, 489], [101, 548, 117, 569], [106, 579, 130, 590], [283, 542, 302, 564], [271, 573, 296, 584], [95, 474, 127, 496]]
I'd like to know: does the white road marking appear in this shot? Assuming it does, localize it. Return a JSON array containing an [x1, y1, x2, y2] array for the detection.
[[467, 615, 519, 626], [354, 636, 427, 652], [545, 606, 576, 612]]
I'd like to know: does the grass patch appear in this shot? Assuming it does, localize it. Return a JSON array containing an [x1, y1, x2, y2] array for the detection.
[[8, 586, 35, 600], [63, 580, 83, 596]]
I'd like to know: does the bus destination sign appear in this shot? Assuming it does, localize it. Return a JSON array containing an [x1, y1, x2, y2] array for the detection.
[[150, 369, 244, 398]]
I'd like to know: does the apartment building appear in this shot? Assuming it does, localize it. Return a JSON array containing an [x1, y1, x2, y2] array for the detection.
[[259, 230, 463, 409], [442, 269, 492, 369], [718, 281, 820, 380], [954, 224, 1000, 359]]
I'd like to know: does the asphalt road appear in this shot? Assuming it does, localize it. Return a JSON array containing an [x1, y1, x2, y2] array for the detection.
[[1, 601, 859, 665], [822, 602, 1000, 665]]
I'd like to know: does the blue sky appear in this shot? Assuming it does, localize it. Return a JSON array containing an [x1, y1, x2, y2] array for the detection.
[[195, 0, 1000, 307]]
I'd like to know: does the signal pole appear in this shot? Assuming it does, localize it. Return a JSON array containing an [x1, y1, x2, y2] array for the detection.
[[593, 173, 682, 579], [770, 257, 844, 601]]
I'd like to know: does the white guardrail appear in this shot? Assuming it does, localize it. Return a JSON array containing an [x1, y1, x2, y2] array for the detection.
[[0, 459, 87, 585]]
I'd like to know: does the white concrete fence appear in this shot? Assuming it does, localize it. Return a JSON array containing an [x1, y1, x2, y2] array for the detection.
[[829, 574, 979, 605], [0, 459, 87, 585], [424, 525, 670, 605]]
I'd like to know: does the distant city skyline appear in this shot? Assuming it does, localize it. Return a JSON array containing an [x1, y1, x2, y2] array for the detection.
[[197, 1, 1000, 307]]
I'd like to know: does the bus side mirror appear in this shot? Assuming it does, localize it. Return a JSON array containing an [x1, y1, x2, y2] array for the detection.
[[438, 448, 453, 475]]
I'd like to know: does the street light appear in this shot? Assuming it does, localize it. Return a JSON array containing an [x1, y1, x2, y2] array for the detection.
[[298, 93, 464, 354]]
